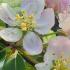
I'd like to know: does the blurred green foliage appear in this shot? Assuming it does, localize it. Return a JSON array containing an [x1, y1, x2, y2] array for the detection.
[[0, 0, 22, 12]]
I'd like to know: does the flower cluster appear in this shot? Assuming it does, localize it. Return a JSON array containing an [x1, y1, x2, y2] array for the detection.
[[0, 0, 70, 70]]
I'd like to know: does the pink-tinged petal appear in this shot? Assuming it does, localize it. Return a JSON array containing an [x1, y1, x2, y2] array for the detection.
[[59, 12, 70, 35], [23, 32, 43, 55], [0, 28, 22, 42], [45, 0, 70, 12], [45, 0, 59, 12], [44, 36, 70, 62], [0, 3, 16, 26], [21, 0, 45, 19], [35, 8, 55, 35], [59, 0, 70, 12]]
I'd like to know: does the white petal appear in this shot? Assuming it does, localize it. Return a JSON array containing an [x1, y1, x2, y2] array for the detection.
[[35, 8, 55, 35], [0, 28, 22, 42], [0, 3, 16, 26], [21, 0, 45, 19], [44, 52, 56, 70], [35, 61, 54, 70], [35, 63, 49, 70], [23, 32, 43, 55]]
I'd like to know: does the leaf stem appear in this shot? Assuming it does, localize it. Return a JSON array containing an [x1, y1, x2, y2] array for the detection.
[[42, 29, 67, 37]]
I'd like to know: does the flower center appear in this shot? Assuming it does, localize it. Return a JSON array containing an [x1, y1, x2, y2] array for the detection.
[[16, 11, 36, 31], [52, 58, 70, 70]]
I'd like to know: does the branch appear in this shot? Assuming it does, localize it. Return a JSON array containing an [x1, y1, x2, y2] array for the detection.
[[17, 47, 38, 66], [0, 40, 38, 66]]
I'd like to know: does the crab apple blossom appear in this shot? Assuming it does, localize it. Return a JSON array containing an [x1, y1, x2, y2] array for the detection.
[[35, 36, 70, 70], [0, 0, 55, 55]]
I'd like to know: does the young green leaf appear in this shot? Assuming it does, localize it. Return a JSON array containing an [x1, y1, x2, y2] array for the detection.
[[2, 51, 25, 70], [0, 43, 6, 61]]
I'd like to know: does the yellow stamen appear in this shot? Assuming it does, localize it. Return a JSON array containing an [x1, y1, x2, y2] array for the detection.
[[15, 13, 36, 31], [20, 22, 28, 31], [28, 14, 34, 19], [16, 14, 21, 20]]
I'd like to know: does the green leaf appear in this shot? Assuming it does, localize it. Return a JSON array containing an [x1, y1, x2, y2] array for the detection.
[[0, 59, 5, 70], [0, 43, 6, 61], [0, 43, 6, 70], [0, 50, 5, 61], [3, 51, 25, 70], [0, 20, 6, 29], [24, 62, 35, 70], [0, 43, 5, 49]]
